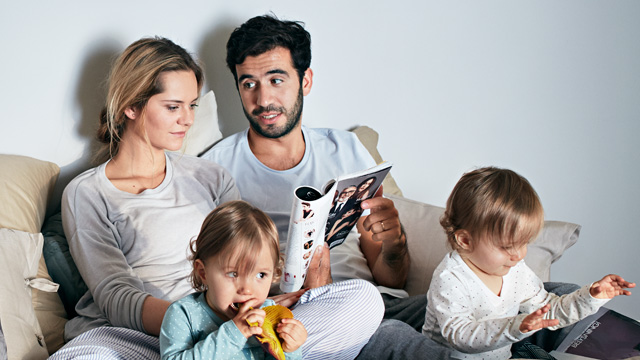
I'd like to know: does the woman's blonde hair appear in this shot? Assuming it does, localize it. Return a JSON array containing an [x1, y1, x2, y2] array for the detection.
[[95, 37, 204, 163], [440, 167, 544, 252], [189, 200, 283, 292]]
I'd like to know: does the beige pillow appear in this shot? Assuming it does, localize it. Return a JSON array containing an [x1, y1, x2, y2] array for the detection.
[[0, 154, 59, 233], [0, 154, 68, 354], [179, 90, 223, 156], [388, 194, 581, 296], [351, 126, 403, 197], [0, 229, 51, 360]]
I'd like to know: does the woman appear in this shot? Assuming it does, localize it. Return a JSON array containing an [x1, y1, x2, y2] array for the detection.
[[52, 37, 241, 358], [354, 176, 377, 202], [326, 208, 362, 248], [53, 37, 383, 360]]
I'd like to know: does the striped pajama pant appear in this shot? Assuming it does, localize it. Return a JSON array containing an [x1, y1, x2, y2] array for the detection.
[[49, 279, 383, 360]]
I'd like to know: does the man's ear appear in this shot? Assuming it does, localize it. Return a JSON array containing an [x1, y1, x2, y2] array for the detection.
[[124, 107, 137, 120], [194, 259, 207, 283], [455, 230, 473, 251], [302, 68, 313, 96]]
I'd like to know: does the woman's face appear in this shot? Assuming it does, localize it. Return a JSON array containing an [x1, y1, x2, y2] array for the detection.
[[342, 209, 356, 218], [136, 70, 199, 152], [359, 178, 375, 191]]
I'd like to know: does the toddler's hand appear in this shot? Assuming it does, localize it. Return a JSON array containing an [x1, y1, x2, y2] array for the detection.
[[590, 274, 635, 299], [233, 303, 266, 339], [519, 304, 559, 333], [277, 318, 308, 353]]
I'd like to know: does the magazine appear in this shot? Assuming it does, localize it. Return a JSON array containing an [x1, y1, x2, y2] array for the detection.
[[279, 162, 393, 293], [554, 307, 640, 360]]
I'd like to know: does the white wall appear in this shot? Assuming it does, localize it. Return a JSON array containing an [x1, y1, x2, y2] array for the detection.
[[1, 1, 638, 320]]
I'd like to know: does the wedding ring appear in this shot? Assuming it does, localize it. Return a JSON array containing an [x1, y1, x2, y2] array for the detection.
[[380, 221, 385, 231]]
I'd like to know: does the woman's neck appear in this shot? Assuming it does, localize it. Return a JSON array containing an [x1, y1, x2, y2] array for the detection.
[[105, 135, 167, 194]]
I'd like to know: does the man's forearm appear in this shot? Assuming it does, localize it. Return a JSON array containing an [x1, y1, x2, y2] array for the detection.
[[372, 229, 410, 288]]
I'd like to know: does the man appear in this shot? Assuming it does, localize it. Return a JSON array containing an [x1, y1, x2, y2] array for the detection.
[[202, 14, 451, 359]]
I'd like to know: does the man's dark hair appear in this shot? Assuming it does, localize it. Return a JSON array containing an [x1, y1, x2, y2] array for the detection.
[[226, 14, 311, 85]]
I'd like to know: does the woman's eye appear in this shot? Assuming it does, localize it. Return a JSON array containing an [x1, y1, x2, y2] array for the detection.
[[167, 106, 179, 111], [190, 103, 198, 110]]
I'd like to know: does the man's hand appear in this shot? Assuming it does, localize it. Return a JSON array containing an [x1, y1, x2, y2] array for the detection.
[[519, 304, 559, 333], [590, 274, 635, 299], [302, 242, 332, 289], [360, 187, 402, 243], [358, 186, 409, 288]]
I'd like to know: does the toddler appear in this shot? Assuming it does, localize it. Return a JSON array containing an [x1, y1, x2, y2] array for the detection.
[[423, 167, 634, 359], [160, 200, 307, 359]]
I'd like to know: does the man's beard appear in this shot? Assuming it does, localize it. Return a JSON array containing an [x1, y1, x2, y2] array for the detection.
[[243, 87, 303, 139]]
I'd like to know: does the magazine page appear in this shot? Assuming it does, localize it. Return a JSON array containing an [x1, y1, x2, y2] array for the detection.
[[324, 162, 393, 248], [555, 307, 640, 360], [280, 183, 337, 293], [279, 162, 393, 293]]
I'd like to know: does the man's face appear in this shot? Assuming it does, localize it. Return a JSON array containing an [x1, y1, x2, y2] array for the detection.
[[338, 186, 356, 202], [235, 47, 312, 139]]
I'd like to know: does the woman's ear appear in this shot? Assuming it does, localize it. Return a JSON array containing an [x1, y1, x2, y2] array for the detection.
[[194, 259, 207, 283], [124, 106, 137, 120], [455, 230, 473, 251]]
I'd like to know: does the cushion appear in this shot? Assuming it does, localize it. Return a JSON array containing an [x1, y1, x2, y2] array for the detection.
[[524, 221, 580, 282], [179, 90, 223, 156], [351, 126, 403, 197], [0, 154, 68, 354], [388, 194, 581, 296], [0, 154, 60, 233], [0, 228, 51, 360]]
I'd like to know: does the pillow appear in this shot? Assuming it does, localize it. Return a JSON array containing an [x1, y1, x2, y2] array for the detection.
[[388, 194, 581, 296], [0, 154, 59, 233], [524, 221, 581, 282], [351, 126, 403, 197], [179, 90, 223, 156], [0, 154, 68, 354], [0, 228, 53, 360]]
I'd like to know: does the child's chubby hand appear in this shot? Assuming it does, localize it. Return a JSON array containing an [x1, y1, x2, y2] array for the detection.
[[276, 318, 307, 353], [519, 304, 560, 333], [590, 274, 635, 299], [233, 302, 267, 338]]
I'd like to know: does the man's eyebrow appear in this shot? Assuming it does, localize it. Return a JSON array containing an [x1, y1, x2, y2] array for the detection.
[[238, 69, 289, 83]]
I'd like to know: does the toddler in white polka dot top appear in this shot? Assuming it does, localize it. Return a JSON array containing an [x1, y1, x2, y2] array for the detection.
[[422, 167, 634, 359], [159, 200, 307, 359]]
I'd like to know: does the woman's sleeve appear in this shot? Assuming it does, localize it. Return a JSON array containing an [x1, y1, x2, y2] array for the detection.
[[210, 165, 241, 205], [160, 301, 249, 360], [62, 179, 148, 332]]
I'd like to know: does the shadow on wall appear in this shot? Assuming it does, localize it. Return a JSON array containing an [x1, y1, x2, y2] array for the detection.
[[197, 17, 247, 138], [47, 39, 121, 217]]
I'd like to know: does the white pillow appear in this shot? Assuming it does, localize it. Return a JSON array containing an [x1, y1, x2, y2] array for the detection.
[[179, 90, 223, 156], [0, 229, 58, 360]]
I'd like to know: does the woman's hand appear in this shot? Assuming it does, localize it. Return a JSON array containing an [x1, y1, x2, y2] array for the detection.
[[277, 318, 308, 353], [519, 304, 559, 333], [270, 288, 307, 308], [590, 274, 635, 299]]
